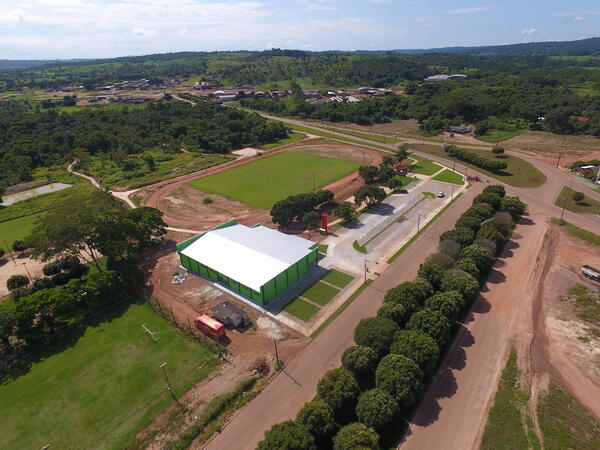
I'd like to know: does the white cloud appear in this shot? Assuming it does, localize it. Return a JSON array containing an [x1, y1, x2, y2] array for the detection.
[[298, 0, 338, 11], [521, 28, 538, 35], [571, 16, 584, 22], [444, 6, 493, 14], [133, 28, 156, 37], [0, 9, 26, 24], [369, 0, 393, 3]]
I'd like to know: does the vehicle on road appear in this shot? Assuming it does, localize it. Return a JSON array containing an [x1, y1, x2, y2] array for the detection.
[[194, 314, 226, 339], [437, 191, 445, 198], [581, 265, 600, 282]]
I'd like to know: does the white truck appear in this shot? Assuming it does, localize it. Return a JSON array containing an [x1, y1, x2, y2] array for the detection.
[[581, 265, 600, 282]]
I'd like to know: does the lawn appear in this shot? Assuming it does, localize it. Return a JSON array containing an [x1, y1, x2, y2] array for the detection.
[[0, 213, 44, 251], [188, 152, 359, 209], [0, 302, 218, 450], [320, 125, 400, 144], [322, 269, 354, 288], [282, 122, 392, 152], [283, 297, 320, 322], [554, 186, 600, 215], [551, 218, 600, 246], [414, 144, 547, 188], [301, 281, 340, 306], [262, 131, 305, 149], [410, 157, 443, 176], [432, 169, 464, 185], [476, 129, 524, 143]]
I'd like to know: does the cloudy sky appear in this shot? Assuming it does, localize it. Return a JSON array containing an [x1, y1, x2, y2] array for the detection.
[[0, 0, 598, 59]]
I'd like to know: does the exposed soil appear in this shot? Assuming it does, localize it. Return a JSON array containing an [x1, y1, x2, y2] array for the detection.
[[0, 253, 45, 299], [322, 119, 422, 137], [505, 131, 600, 163]]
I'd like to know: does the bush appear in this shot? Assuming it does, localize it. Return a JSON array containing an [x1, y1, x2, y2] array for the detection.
[[7, 274, 29, 291], [424, 291, 463, 320], [452, 258, 480, 280], [58, 255, 80, 271], [317, 368, 360, 414], [473, 192, 501, 210], [439, 227, 475, 248], [202, 197, 213, 205], [11, 240, 28, 252], [483, 185, 506, 197], [491, 146, 505, 156], [499, 196, 526, 220], [354, 317, 400, 356], [30, 277, 54, 293], [296, 399, 337, 442], [333, 423, 379, 450], [257, 421, 316, 450], [43, 262, 62, 276], [375, 354, 422, 407], [390, 330, 440, 376], [0, 248, 5, 258], [444, 145, 507, 172], [572, 191, 585, 202], [440, 269, 480, 303], [406, 309, 452, 348], [356, 389, 398, 431], [377, 303, 410, 328], [341, 345, 379, 381]]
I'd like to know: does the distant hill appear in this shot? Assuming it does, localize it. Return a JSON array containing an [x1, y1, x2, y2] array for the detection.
[[0, 59, 89, 70], [388, 37, 600, 56]]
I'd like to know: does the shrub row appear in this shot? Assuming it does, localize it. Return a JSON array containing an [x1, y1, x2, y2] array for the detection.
[[444, 145, 508, 172], [257, 185, 527, 450]]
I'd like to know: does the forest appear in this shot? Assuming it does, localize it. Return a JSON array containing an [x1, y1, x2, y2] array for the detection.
[[0, 100, 287, 189]]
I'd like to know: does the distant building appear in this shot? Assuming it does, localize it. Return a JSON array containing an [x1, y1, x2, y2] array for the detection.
[[424, 74, 467, 82], [215, 94, 238, 102], [449, 125, 471, 134]]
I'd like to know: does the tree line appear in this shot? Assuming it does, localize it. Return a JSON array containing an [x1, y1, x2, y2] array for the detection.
[[257, 185, 526, 449]]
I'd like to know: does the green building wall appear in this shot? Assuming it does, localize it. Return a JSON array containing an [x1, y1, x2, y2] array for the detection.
[[178, 246, 319, 306]]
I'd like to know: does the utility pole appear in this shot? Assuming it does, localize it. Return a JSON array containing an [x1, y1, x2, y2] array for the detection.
[[364, 259, 368, 284], [160, 362, 186, 413], [21, 262, 32, 282], [451, 184, 455, 200], [452, 160, 456, 173], [417, 212, 421, 233], [4, 240, 17, 266], [273, 337, 280, 369]]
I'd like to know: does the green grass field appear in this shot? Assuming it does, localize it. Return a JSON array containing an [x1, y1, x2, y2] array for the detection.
[[301, 281, 340, 306], [555, 186, 600, 215], [432, 169, 464, 185], [410, 157, 443, 176], [414, 144, 547, 188], [476, 129, 524, 143], [0, 213, 44, 251], [551, 218, 600, 246], [188, 152, 359, 209], [282, 123, 392, 152], [0, 302, 218, 450], [283, 297, 320, 321], [320, 126, 400, 144], [262, 131, 305, 149], [322, 269, 354, 288]]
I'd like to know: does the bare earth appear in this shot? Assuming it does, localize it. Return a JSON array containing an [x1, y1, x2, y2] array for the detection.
[[0, 253, 45, 299], [505, 131, 600, 163]]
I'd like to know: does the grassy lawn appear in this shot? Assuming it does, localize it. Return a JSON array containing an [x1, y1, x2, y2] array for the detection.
[[414, 143, 547, 188], [431, 169, 464, 185], [410, 157, 443, 176], [353, 240, 367, 254], [480, 351, 538, 449], [322, 269, 354, 288], [320, 126, 400, 144], [262, 131, 305, 149], [0, 302, 218, 450], [555, 186, 600, 215], [551, 218, 600, 246], [81, 152, 232, 190], [301, 281, 340, 306], [0, 213, 45, 251], [188, 152, 359, 209], [476, 129, 524, 143], [283, 297, 320, 322], [538, 382, 600, 449], [318, 244, 328, 254], [282, 122, 392, 152]]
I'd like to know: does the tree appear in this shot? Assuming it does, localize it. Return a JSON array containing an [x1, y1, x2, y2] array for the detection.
[[334, 202, 355, 222], [317, 368, 360, 414], [417, 261, 446, 289], [396, 146, 409, 161], [354, 317, 399, 357], [438, 239, 462, 259], [440, 269, 480, 303], [476, 227, 506, 250], [257, 421, 316, 450], [572, 191, 585, 202], [483, 185, 506, 198], [354, 185, 386, 208], [407, 309, 452, 348], [464, 202, 494, 221], [7, 275, 29, 291], [341, 345, 379, 381], [424, 291, 464, 319], [303, 211, 321, 229], [296, 399, 337, 443], [383, 279, 433, 314], [390, 330, 440, 376], [492, 146, 505, 156], [473, 192, 501, 210], [452, 258, 480, 280], [377, 302, 410, 327], [375, 354, 422, 407], [333, 423, 379, 450], [499, 196, 526, 220], [459, 244, 495, 273], [439, 227, 475, 248], [356, 389, 398, 430], [358, 165, 380, 184], [455, 214, 482, 231]]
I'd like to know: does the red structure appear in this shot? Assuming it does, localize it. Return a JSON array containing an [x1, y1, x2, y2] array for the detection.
[[321, 212, 328, 234], [194, 314, 225, 339]]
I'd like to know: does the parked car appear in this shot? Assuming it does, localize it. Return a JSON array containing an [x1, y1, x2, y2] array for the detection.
[[437, 191, 445, 198]]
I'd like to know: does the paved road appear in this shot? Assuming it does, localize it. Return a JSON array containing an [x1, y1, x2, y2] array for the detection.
[[203, 117, 600, 450]]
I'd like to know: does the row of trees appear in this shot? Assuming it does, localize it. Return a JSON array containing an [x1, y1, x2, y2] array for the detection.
[[444, 145, 508, 172], [257, 185, 526, 449], [270, 190, 334, 228]]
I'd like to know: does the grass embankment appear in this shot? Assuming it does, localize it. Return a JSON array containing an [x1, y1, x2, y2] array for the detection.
[[0, 302, 219, 450], [413, 143, 546, 188], [480, 351, 539, 449], [410, 157, 443, 176], [554, 186, 600, 215], [80, 152, 232, 190], [353, 240, 367, 254], [320, 126, 400, 144], [189, 152, 359, 209], [431, 169, 464, 185], [261, 131, 305, 149], [551, 218, 600, 246]]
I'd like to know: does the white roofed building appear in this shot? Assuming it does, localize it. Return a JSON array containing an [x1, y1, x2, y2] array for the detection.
[[177, 219, 319, 305]]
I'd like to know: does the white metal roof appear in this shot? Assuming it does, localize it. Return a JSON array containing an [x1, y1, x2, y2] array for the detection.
[[180, 224, 315, 292]]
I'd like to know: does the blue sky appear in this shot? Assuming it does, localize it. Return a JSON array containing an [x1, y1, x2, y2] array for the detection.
[[0, 0, 598, 59]]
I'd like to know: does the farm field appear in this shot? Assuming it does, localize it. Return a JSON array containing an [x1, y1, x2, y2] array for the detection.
[[413, 143, 547, 188], [188, 151, 359, 209], [555, 186, 600, 215], [0, 302, 218, 450]]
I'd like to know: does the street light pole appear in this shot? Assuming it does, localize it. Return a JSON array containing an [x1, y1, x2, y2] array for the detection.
[[417, 212, 421, 233], [160, 362, 186, 413], [364, 259, 367, 284], [21, 262, 32, 283]]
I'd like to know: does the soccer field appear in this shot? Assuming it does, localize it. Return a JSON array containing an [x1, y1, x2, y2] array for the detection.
[[0, 302, 219, 450], [188, 151, 359, 209]]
